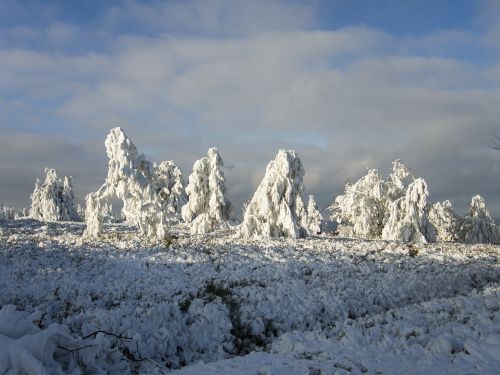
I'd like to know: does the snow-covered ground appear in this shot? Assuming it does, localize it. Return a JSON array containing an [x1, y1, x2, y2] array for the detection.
[[0, 219, 499, 374]]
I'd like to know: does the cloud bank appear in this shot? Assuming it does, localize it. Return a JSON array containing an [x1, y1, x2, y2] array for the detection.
[[0, 0, 499, 218]]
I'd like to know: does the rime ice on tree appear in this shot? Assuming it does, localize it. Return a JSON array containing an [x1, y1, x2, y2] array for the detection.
[[29, 168, 78, 222], [305, 195, 323, 235], [428, 200, 460, 242], [0, 204, 15, 221], [386, 159, 415, 201], [382, 178, 432, 243], [329, 169, 386, 238], [83, 127, 185, 239], [239, 149, 307, 238], [460, 195, 499, 244], [182, 148, 232, 235], [155, 161, 187, 222]]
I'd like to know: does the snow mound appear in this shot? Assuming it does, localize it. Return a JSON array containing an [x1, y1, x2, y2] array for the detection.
[[239, 149, 307, 238], [182, 147, 232, 235], [29, 168, 78, 222]]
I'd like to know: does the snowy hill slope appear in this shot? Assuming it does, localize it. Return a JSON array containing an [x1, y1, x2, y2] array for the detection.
[[0, 219, 498, 373]]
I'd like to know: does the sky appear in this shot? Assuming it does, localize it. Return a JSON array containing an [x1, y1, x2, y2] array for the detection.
[[1, 0, 500, 218]]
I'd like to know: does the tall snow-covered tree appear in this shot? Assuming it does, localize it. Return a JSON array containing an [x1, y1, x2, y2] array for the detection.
[[239, 149, 307, 238], [382, 178, 432, 243], [329, 168, 386, 238], [460, 195, 499, 244], [182, 148, 232, 234], [305, 195, 323, 235], [428, 200, 460, 242], [29, 168, 78, 222]]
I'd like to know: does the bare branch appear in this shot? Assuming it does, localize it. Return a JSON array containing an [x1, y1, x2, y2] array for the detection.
[[82, 330, 132, 340], [57, 344, 96, 353]]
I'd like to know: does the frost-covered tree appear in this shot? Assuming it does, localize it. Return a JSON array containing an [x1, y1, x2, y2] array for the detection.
[[460, 195, 499, 244], [295, 195, 307, 229], [0, 204, 15, 221], [83, 193, 103, 238], [77, 204, 85, 221], [29, 168, 78, 222], [382, 178, 432, 243], [84, 127, 168, 239], [182, 148, 232, 234], [155, 160, 187, 222], [305, 195, 323, 235], [428, 200, 460, 242], [385, 159, 415, 201], [61, 176, 78, 221], [239, 149, 307, 238], [329, 169, 386, 238]]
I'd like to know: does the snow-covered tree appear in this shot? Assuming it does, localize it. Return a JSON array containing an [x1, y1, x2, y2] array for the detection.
[[77, 204, 85, 221], [84, 127, 168, 239], [155, 160, 187, 222], [382, 178, 432, 243], [182, 148, 232, 234], [295, 195, 307, 229], [29, 168, 78, 222], [83, 193, 103, 238], [304, 195, 323, 235], [428, 200, 460, 242], [329, 169, 386, 238], [239, 149, 307, 238], [0, 204, 15, 221], [385, 159, 415, 201], [460, 195, 499, 244]]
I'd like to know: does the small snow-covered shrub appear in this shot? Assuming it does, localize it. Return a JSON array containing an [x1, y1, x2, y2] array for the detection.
[[29, 168, 78, 222], [239, 149, 307, 238], [182, 147, 233, 235], [460, 195, 499, 244]]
